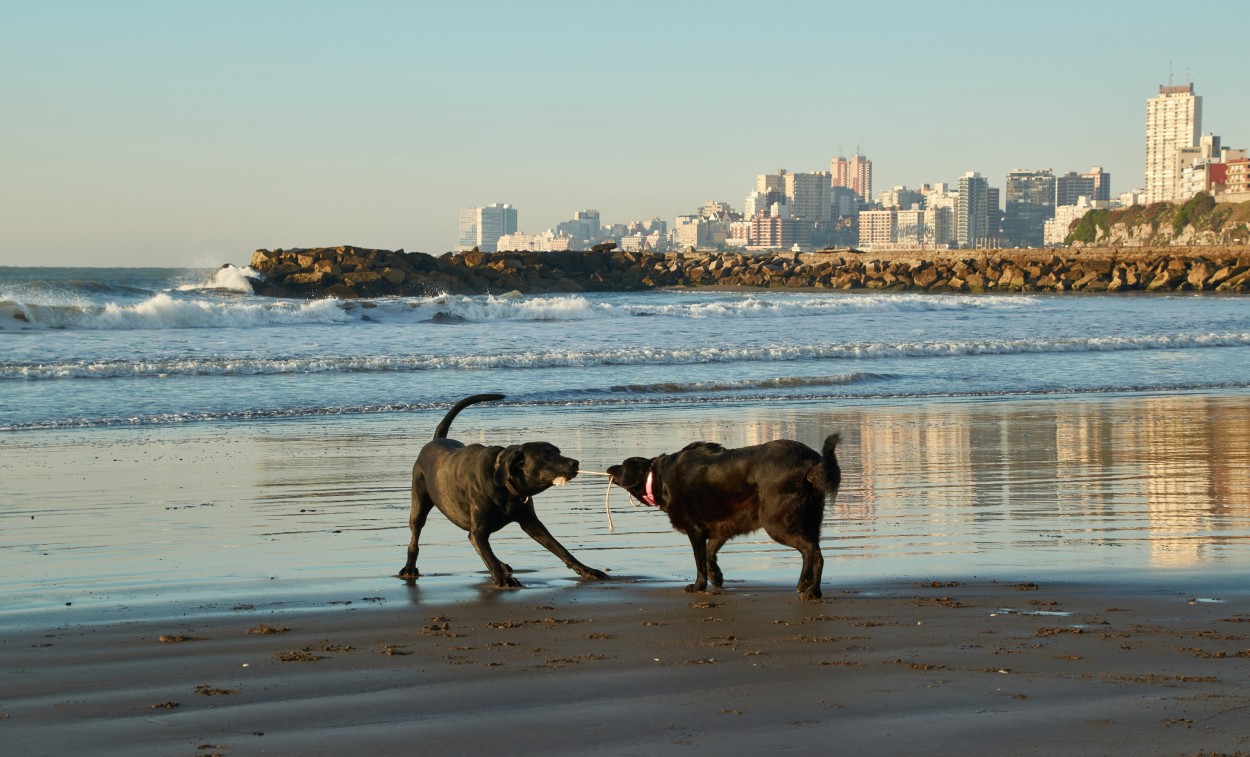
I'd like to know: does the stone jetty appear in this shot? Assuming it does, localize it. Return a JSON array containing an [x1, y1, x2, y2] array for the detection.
[[246, 245, 1250, 298]]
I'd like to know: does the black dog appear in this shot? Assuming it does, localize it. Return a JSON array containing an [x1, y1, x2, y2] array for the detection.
[[607, 435, 841, 600], [399, 394, 607, 588]]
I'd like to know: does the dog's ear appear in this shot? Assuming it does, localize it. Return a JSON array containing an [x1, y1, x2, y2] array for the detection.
[[494, 445, 524, 490]]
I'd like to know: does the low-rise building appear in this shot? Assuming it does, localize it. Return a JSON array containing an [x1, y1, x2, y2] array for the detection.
[[495, 230, 572, 252], [895, 207, 926, 246], [748, 214, 797, 250], [1224, 158, 1250, 197], [1044, 197, 1111, 246], [858, 209, 896, 247]]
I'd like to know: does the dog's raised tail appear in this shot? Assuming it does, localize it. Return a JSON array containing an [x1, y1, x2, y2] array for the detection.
[[433, 394, 506, 440], [820, 433, 842, 500]]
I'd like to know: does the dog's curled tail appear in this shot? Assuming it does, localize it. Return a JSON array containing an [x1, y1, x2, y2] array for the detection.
[[820, 433, 842, 500], [433, 393, 506, 440]]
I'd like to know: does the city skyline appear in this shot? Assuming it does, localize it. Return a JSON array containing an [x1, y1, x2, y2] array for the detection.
[[2, 1, 1248, 267]]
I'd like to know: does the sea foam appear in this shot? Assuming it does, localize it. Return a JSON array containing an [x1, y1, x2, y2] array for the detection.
[[6, 332, 1250, 381]]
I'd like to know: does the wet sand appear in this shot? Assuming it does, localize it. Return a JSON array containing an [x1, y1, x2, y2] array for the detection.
[[4, 395, 1250, 755], [3, 579, 1248, 756]]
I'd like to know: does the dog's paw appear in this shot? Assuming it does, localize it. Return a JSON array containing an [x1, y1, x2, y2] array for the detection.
[[398, 567, 420, 580], [579, 567, 609, 581], [494, 575, 523, 589], [684, 582, 707, 593], [799, 588, 823, 601]]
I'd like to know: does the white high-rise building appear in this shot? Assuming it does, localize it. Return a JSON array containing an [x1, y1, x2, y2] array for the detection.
[[957, 172, 989, 249], [456, 203, 518, 252], [1145, 83, 1202, 204]]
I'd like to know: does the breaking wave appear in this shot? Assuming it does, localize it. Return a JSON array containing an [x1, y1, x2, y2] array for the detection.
[[5, 332, 1249, 381], [1, 287, 1028, 331]]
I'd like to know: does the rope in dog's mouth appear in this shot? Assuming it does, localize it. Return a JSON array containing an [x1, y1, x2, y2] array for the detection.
[[576, 470, 617, 532]]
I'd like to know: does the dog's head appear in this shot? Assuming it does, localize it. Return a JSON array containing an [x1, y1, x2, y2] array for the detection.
[[494, 442, 579, 497], [606, 456, 652, 500]]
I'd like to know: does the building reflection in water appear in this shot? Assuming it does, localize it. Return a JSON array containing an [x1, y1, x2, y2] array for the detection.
[[696, 394, 1250, 572]]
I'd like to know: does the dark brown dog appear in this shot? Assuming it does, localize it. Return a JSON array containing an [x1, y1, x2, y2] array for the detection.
[[399, 394, 607, 588], [607, 434, 840, 600]]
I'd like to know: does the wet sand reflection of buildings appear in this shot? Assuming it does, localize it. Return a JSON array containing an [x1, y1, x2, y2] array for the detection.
[[578, 397, 1248, 571], [1129, 396, 1250, 567], [850, 408, 975, 523], [806, 396, 1247, 570]]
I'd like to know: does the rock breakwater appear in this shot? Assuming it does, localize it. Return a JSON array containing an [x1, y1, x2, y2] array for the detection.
[[247, 245, 1250, 298]]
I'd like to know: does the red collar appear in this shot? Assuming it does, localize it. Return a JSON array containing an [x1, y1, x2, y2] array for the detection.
[[642, 467, 657, 507]]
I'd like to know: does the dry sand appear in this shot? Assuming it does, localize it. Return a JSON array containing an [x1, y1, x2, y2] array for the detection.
[[3, 578, 1248, 756]]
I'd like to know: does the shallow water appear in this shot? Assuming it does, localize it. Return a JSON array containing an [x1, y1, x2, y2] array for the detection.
[[3, 266, 1250, 625], [3, 393, 1248, 627]]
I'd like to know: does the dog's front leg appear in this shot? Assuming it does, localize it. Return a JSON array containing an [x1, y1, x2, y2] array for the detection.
[[685, 531, 710, 593], [468, 527, 521, 588], [518, 515, 608, 581]]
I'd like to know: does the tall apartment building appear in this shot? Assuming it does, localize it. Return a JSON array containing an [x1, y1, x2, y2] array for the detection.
[[1145, 83, 1202, 204], [987, 187, 1003, 244], [555, 209, 602, 248], [746, 171, 789, 219], [1005, 169, 1056, 248], [877, 186, 922, 209], [832, 154, 872, 203], [922, 185, 959, 247], [456, 203, 518, 252], [1055, 171, 1096, 207], [957, 172, 989, 249], [1082, 166, 1111, 202], [745, 190, 788, 219], [757, 171, 787, 194], [785, 171, 832, 223], [895, 208, 926, 247], [830, 186, 859, 219]]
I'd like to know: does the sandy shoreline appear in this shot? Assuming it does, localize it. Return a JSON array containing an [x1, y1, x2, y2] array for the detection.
[[4, 578, 1248, 756]]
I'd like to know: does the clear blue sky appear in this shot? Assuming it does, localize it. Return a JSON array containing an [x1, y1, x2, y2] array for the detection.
[[2, 1, 1246, 267]]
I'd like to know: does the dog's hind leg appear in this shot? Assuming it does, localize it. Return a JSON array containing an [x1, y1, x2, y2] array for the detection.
[[706, 535, 728, 591], [795, 541, 824, 601], [400, 469, 435, 579], [684, 531, 711, 593], [770, 531, 823, 600], [469, 526, 523, 588], [764, 503, 824, 600]]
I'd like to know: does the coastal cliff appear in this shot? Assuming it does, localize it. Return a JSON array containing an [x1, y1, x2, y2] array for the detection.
[[247, 245, 1250, 297]]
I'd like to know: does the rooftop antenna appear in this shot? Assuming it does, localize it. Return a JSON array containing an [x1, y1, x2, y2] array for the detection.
[[1168, 60, 1173, 86]]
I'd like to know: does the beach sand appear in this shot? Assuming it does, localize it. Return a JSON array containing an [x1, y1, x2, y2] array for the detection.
[[3, 578, 1249, 756]]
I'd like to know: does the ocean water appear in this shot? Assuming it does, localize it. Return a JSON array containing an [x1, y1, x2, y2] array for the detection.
[[5, 265, 1250, 431], [2, 265, 1250, 618]]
